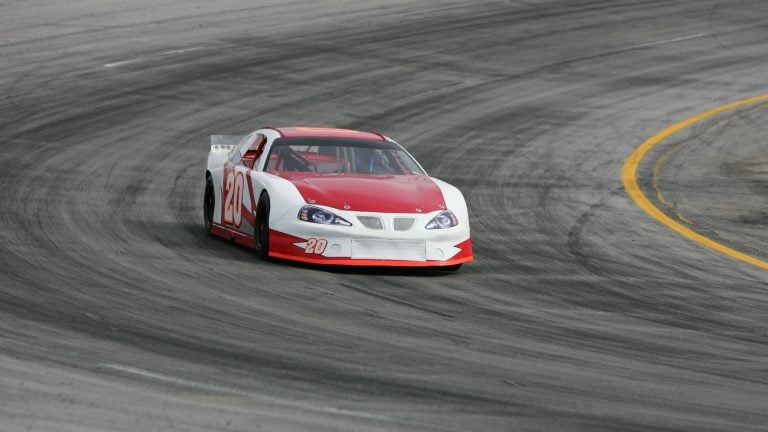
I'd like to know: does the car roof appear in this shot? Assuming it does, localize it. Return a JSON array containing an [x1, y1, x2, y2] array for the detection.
[[272, 126, 385, 141]]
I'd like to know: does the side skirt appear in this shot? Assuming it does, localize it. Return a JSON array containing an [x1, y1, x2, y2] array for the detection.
[[211, 223, 255, 249]]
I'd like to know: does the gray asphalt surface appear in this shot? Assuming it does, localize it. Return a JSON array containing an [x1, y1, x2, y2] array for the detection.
[[1, 1, 768, 431]]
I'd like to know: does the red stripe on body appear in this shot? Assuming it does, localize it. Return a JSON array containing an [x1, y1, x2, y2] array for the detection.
[[449, 239, 473, 262], [276, 127, 384, 141], [268, 252, 473, 267], [242, 173, 257, 227]]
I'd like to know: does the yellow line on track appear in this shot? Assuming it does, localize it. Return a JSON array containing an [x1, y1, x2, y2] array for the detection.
[[621, 93, 768, 270], [651, 144, 693, 225]]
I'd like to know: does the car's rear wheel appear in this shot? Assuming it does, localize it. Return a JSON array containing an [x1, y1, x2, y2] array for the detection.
[[203, 176, 214, 234], [254, 192, 270, 259]]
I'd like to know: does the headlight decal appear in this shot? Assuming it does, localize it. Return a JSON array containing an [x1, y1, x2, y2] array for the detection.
[[298, 205, 352, 226], [425, 210, 458, 229]]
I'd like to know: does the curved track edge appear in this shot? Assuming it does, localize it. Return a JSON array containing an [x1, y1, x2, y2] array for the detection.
[[622, 93, 768, 270]]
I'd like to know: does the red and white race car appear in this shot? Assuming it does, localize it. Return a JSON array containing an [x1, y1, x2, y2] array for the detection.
[[204, 127, 473, 269]]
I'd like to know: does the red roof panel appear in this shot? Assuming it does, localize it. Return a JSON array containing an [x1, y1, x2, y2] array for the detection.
[[275, 127, 385, 141]]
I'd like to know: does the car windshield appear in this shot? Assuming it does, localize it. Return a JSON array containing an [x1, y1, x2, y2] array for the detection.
[[264, 137, 425, 175]]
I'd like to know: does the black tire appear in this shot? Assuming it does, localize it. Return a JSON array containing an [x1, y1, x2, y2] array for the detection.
[[203, 176, 215, 234], [254, 192, 270, 259]]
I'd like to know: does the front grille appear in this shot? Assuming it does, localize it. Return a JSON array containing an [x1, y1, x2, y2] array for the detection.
[[393, 217, 415, 231], [352, 239, 426, 261], [357, 216, 383, 230]]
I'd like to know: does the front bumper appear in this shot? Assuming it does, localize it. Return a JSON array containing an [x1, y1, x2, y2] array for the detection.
[[267, 230, 473, 267], [267, 206, 473, 267]]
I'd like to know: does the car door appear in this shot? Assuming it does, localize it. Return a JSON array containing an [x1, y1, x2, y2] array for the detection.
[[220, 134, 266, 237]]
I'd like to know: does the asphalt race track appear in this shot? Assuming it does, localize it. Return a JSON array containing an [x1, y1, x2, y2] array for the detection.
[[2, 1, 768, 430]]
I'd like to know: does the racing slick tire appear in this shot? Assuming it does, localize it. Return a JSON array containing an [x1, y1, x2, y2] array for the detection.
[[203, 175, 214, 235], [254, 192, 270, 260]]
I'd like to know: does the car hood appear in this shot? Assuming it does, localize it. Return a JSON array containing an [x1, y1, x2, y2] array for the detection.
[[279, 173, 446, 213]]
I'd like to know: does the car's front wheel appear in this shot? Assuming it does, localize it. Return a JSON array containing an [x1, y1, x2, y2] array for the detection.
[[203, 176, 214, 234], [254, 192, 270, 259]]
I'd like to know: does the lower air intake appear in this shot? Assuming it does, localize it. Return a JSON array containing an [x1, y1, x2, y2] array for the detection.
[[352, 239, 426, 261]]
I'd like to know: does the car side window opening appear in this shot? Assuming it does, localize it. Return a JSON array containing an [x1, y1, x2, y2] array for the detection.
[[240, 134, 266, 169], [264, 138, 424, 175]]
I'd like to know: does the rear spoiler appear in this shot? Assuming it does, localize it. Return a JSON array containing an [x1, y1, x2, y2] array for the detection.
[[210, 135, 244, 153]]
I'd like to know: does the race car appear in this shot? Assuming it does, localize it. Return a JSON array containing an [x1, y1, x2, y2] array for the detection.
[[203, 127, 473, 269]]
